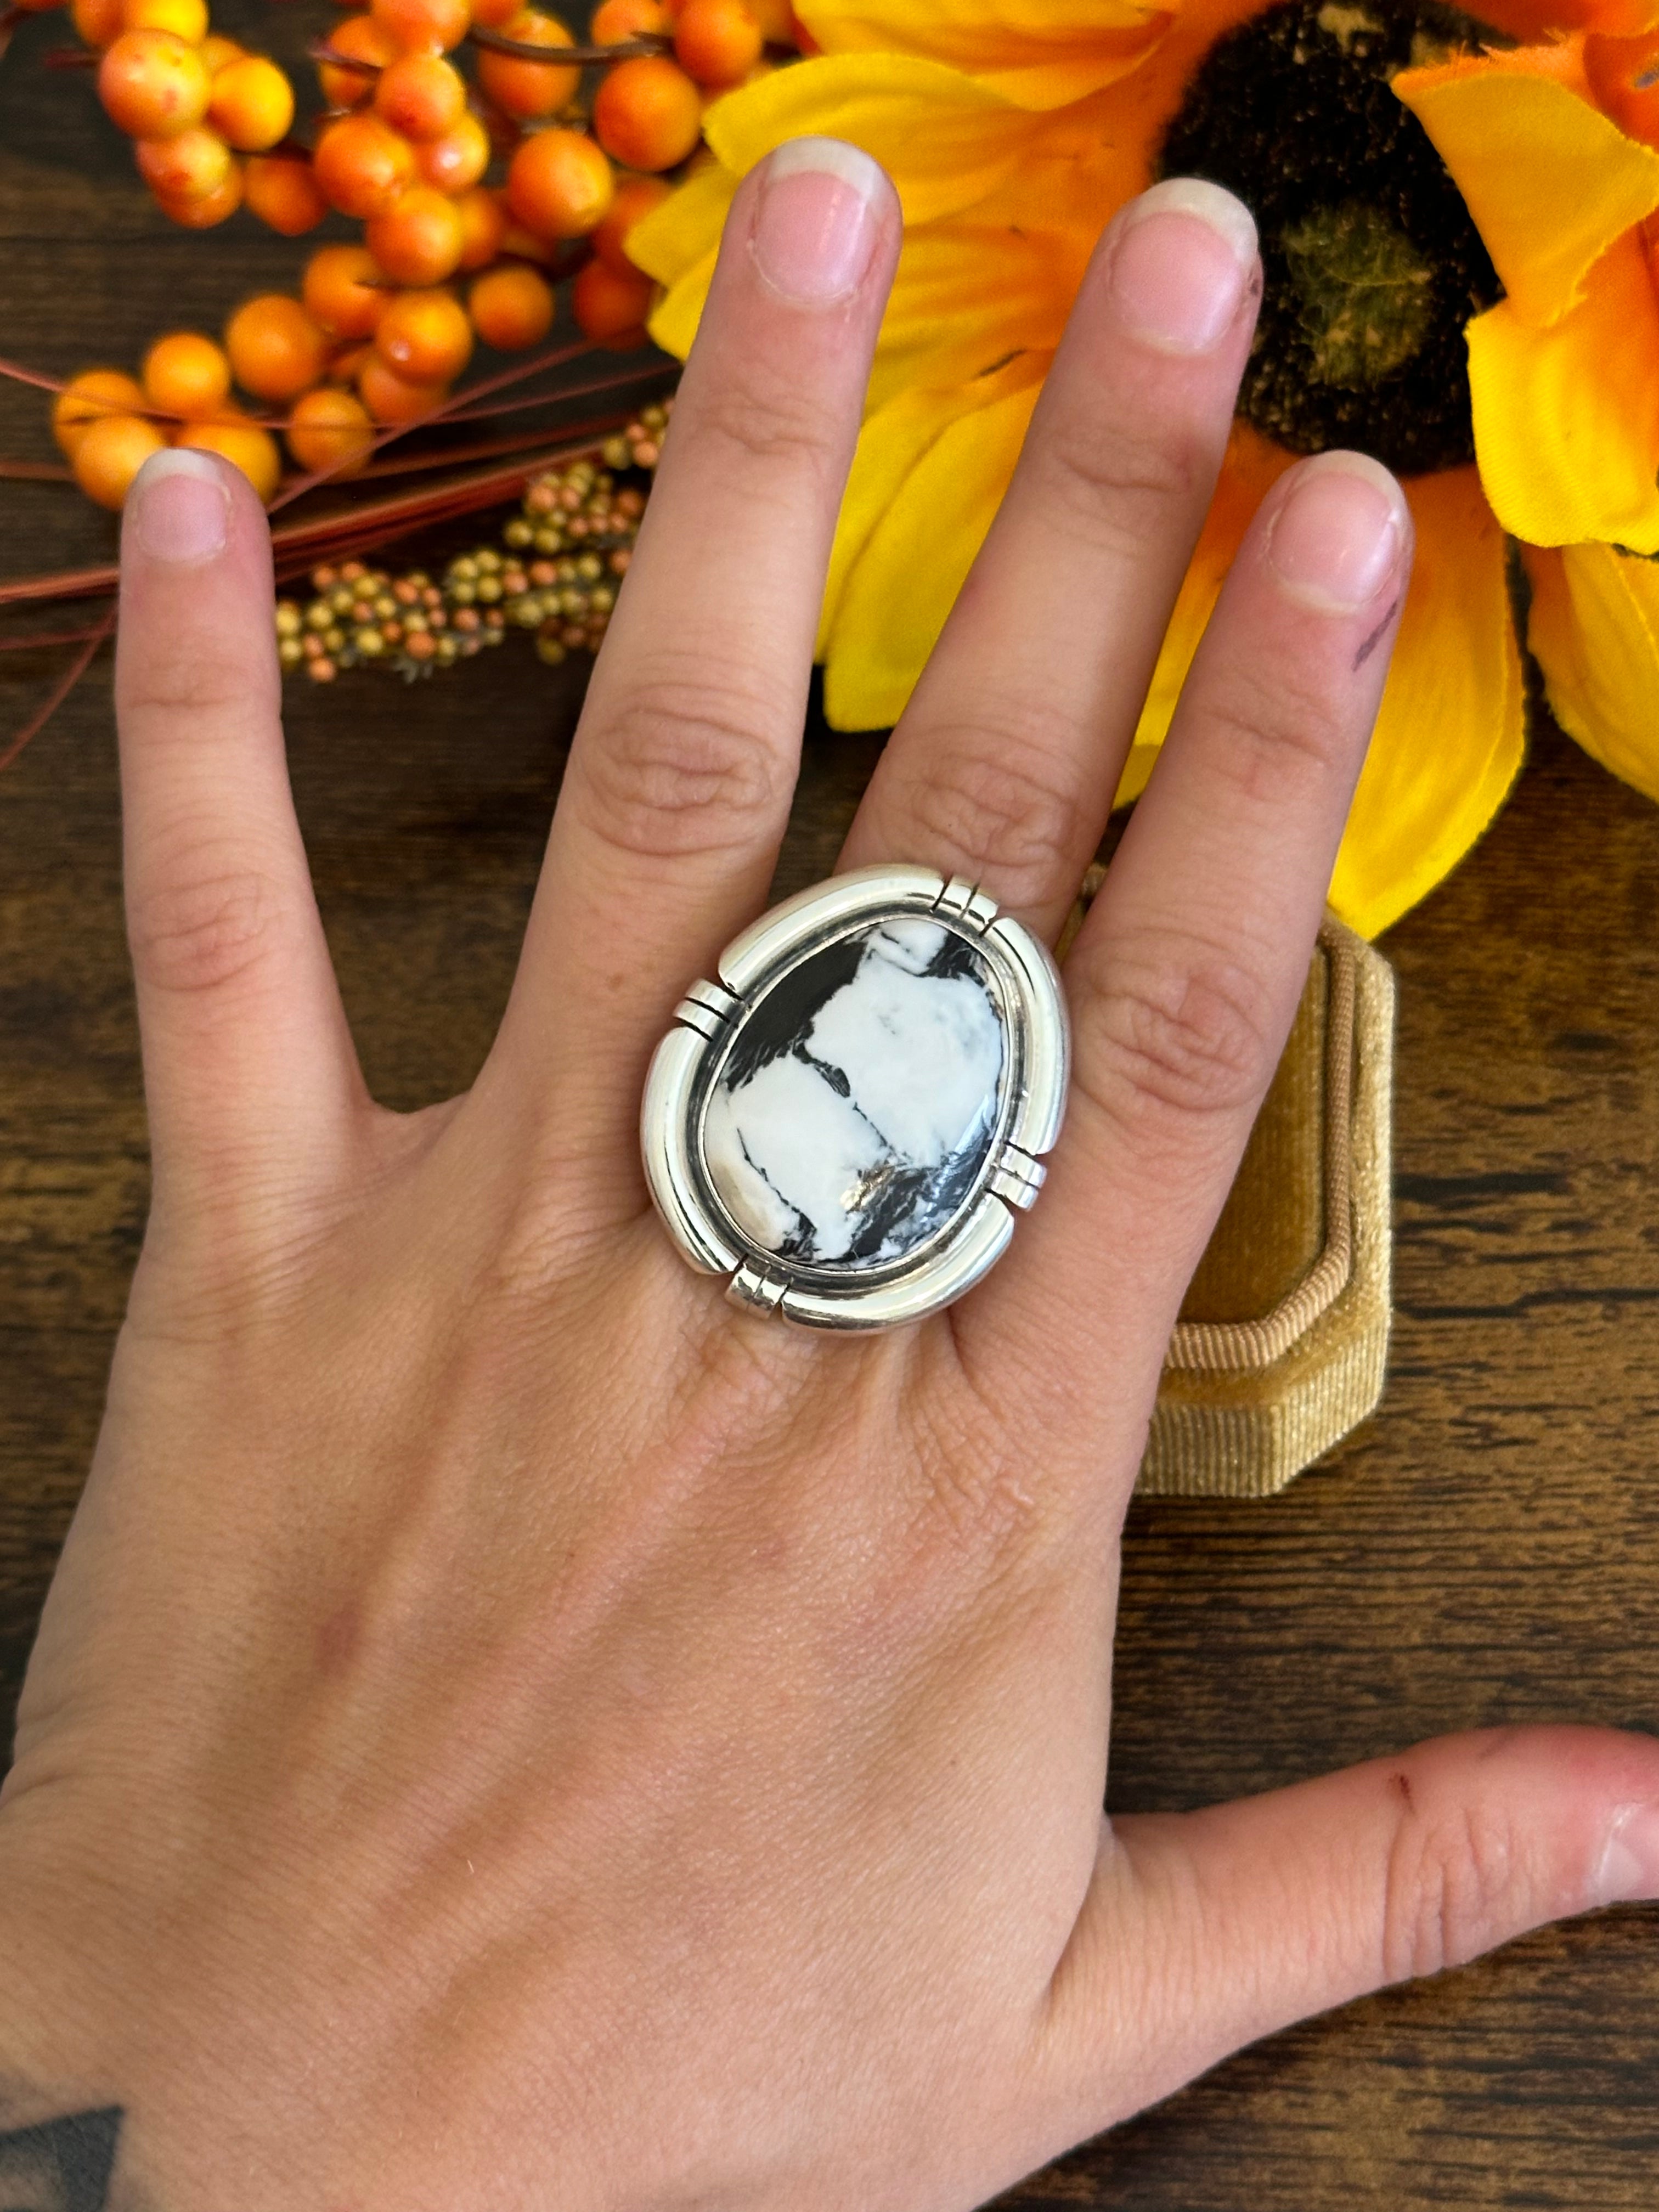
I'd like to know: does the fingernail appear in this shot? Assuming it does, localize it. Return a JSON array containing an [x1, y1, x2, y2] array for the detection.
[[1264, 452, 1407, 613], [751, 135, 886, 307], [129, 447, 230, 565], [1106, 177, 1259, 354], [1594, 1802, 1659, 1905]]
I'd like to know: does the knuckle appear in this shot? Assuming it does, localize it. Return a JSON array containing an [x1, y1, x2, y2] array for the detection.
[[1072, 939, 1274, 1133], [1035, 409, 1204, 554], [128, 857, 283, 1000], [123, 658, 276, 729], [692, 368, 842, 482], [1382, 1787, 1520, 1981], [576, 668, 789, 864], [904, 1352, 1047, 1566], [898, 723, 1081, 913], [1198, 672, 1354, 812]]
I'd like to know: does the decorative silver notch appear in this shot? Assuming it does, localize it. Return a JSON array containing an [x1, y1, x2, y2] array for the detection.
[[640, 865, 1070, 1332]]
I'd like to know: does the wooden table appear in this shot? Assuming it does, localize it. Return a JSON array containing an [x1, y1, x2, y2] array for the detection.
[[5, 15, 1658, 2204]]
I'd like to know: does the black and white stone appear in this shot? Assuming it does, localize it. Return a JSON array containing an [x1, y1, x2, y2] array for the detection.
[[702, 916, 1006, 1272]]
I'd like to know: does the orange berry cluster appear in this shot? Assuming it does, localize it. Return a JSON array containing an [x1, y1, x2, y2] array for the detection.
[[48, 0, 799, 509], [274, 408, 667, 684]]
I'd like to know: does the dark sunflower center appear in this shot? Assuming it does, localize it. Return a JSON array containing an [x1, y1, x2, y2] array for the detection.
[[1158, 0, 1505, 473]]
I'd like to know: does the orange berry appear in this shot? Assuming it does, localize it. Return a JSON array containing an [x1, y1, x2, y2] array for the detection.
[[71, 0, 125, 47], [285, 386, 376, 476], [135, 123, 230, 200], [370, 0, 470, 53], [155, 160, 242, 225], [454, 182, 507, 267], [591, 0, 669, 40], [673, 0, 760, 87], [374, 286, 474, 380], [326, 340, 374, 385], [312, 112, 416, 216], [496, 213, 551, 261], [72, 413, 168, 509], [98, 29, 210, 138], [120, 0, 207, 42], [244, 153, 329, 234], [175, 417, 283, 503], [572, 256, 653, 343], [207, 54, 294, 151], [199, 31, 242, 72], [225, 293, 330, 401], [592, 54, 701, 171], [467, 261, 554, 348], [592, 170, 670, 273], [358, 353, 448, 422], [365, 184, 464, 283], [315, 13, 393, 108], [468, 0, 519, 22], [506, 126, 614, 238], [303, 242, 388, 337], [417, 108, 489, 190], [746, 0, 794, 35], [477, 9, 578, 120], [374, 50, 465, 138], [52, 369, 148, 457], [141, 329, 232, 418]]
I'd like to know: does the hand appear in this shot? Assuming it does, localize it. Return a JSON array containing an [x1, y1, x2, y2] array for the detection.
[[3, 148, 1656, 2212]]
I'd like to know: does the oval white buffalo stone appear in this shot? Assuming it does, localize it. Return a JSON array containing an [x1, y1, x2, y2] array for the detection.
[[702, 917, 1006, 1270]]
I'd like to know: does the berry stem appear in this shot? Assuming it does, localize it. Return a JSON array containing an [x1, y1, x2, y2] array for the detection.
[[466, 26, 668, 63]]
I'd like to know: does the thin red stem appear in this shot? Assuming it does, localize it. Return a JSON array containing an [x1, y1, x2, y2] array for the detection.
[[0, 622, 111, 652], [0, 614, 111, 774], [307, 37, 380, 74], [466, 25, 666, 61]]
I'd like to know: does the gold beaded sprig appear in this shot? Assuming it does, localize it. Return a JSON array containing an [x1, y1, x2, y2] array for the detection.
[[274, 401, 668, 686]]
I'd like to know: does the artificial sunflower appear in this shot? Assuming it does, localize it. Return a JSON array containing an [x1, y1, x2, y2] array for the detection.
[[631, 0, 1659, 937]]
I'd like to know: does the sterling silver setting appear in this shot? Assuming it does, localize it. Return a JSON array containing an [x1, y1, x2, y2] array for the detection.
[[640, 865, 1069, 1331]]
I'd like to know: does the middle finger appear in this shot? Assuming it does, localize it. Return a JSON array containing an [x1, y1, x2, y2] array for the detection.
[[839, 178, 1262, 941], [491, 139, 900, 1158]]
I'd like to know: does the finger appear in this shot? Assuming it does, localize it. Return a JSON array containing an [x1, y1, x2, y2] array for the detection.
[[966, 452, 1412, 1442], [116, 449, 366, 1220], [490, 140, 901, 1150], [1039, 1725, 1659, 2135], [840, 178, 1261, 941]]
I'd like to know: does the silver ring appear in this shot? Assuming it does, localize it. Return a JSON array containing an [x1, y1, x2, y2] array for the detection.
[[640, 865, 1070, 1330]]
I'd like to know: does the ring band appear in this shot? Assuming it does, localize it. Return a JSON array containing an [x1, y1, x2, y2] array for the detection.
[[640, 865, 1069, 1330]]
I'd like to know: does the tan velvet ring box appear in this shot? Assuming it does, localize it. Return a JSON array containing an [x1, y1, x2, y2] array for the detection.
[[1063, 879, 1396, 1498]]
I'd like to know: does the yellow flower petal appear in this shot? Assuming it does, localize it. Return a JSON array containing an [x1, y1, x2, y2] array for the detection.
[[820, 355, 1047, 728], [1124, 425, 1293, 791], [795, 0, 1169, 109], [1328, 467, 1525, 938], [864, 219, 1084, 410], [1468, 230, 1659, 552], [629, 159, 736, 289], [634, 163, 737, 359], [702, 52, 1040, 225], [1395, 59, 1659, 324], [1525, 540, 1659, 798]]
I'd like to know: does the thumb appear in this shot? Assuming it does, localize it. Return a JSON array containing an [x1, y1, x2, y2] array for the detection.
[[1040, 1726, 1659, 2134]]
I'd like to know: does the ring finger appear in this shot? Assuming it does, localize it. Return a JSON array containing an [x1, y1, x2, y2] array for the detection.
[[838, 176, 1262, 943]]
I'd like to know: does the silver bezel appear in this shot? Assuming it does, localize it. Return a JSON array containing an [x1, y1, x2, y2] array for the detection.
[[640, 865, 1069, 1331]]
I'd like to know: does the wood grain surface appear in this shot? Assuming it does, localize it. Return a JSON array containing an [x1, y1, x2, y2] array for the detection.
[[4, 18, 1658, 2204]]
